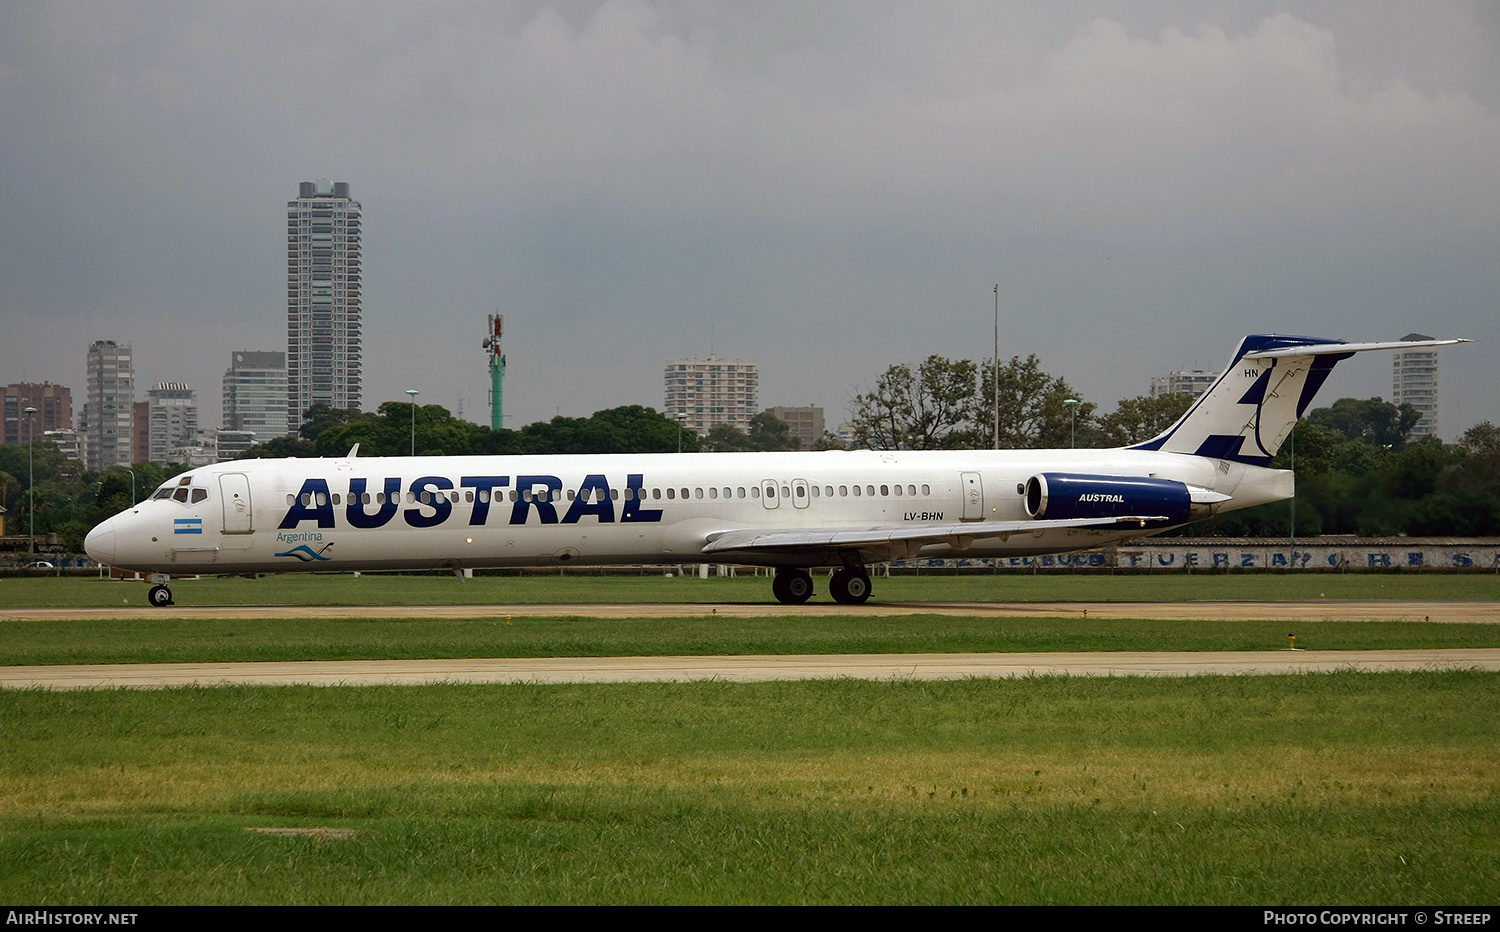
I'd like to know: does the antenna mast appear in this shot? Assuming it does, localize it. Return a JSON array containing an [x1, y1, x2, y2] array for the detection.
[[484, 313, 506, 430]]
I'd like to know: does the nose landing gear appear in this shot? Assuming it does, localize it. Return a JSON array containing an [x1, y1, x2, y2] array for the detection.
[[147, 573, 174, 607]]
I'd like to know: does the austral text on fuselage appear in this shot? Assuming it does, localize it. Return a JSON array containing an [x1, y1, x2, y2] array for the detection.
[[278, 474, 663, 530]]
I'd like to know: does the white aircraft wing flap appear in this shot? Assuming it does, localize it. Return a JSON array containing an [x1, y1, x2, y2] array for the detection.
[[702, 515, 1170, 557]]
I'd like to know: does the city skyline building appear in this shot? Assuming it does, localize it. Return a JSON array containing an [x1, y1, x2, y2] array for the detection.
[[44, 428, 82, 462], [765, 405, 825, 450], [1393, 332, 1440, 441], [2, 382, 71, 446], [224, 350, 291, 442], [82, 340, 134, 471], [664, 354, 759, 435], [287, 178, 363, 432], [1150, 369, 1220, 399], [131, 401, 150, 464], [146, 381, 198, 466]]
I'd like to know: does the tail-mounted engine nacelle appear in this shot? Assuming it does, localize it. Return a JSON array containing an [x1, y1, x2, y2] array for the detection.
[[1024, 473, 1193, 524]]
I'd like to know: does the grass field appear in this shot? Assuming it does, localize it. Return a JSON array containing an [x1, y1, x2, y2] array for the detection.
[[4, 571, 1497, 904], [2, 614, 1499, 666], [3, 570, 1499, 608], [1, 672, 1495, 904]]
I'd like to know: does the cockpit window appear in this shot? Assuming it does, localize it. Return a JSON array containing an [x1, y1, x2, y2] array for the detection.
[[153, 488, 174, 500], [191, 488, 208, 504], [173, 488, 190, 503]]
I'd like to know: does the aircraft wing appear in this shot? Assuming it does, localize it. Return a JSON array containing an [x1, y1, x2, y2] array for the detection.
[[702, 515, 1168, 562]]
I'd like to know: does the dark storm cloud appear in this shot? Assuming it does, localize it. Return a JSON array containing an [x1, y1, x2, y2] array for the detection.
[[2, 1, 1495, 436]]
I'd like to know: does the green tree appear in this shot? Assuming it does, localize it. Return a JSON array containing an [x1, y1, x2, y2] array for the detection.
[[976, 355, 1093, 449], [298, 404, 375, 442], [237, 435, 316, 459], [702, 423, 756, 453], [1097, 393, 1194, 447], [1306, 397, 1422, 450], [701, 412, 801, 453], [810, 430, 848, 451], [849, 356, 979, 450], [1458, 421, 1500, 458], [746, 412, 801, 451]]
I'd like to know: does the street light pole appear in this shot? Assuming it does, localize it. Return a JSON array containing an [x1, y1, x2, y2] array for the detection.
[[23, 406, 36, 555], [1064, 398, 1079, 449], [406, 389, 419, 456], [676, 413, 687, 453], [993, 284, 999, 450]]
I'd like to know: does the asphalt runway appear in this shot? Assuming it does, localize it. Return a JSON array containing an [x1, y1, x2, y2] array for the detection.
[[3, 649, 1498, 690], [2, 599, 1497, 623]]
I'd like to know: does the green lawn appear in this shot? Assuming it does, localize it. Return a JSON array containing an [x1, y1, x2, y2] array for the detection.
[[4, 570, 1499, 608], [1, 673, 1495, 904], [1, 613, 1498, 666]]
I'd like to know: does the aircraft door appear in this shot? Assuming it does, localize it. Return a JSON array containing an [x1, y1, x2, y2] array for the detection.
[[760, 479, 780, 509], [219, 473, 253, 534], [791, 479, 810, 509], [961, 472, 983, 521]]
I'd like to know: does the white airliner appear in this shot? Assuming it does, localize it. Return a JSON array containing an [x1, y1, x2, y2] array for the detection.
[[86, 334, 1466, 607]]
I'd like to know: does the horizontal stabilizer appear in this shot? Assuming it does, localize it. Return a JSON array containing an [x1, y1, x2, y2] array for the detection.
[[1244, 338, 1470, 359]]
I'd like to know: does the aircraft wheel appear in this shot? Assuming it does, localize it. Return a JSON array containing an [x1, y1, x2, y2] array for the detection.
[[772, 569, 814, 604], [830, 568, 872, 605], [148, 585, 174, 607]]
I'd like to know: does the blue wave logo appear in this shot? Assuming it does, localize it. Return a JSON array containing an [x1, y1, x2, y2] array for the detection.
[[274, 543, 335, 562]]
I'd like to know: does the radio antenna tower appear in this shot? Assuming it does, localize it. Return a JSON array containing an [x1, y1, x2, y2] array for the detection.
[[483, 313, 506, 430]]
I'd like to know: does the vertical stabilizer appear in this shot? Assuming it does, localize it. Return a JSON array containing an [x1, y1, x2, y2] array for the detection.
[[1129, 335, 1468, 465]]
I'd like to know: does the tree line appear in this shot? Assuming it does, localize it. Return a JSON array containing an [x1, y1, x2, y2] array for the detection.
[[840, 353, 1499, 537], [4, 355, 1496, 552]]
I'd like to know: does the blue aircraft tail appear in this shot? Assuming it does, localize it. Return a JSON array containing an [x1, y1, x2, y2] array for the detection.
[[1129, 334, 1466, 466]]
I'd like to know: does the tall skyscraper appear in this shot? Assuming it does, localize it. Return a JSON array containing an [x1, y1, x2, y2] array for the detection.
[[2, 382, 71, 446], [287, 178, 362, 432], [223, 350, 291, 441], [83, 340, 134, 471], [1393, 332, 1440, 442], [146, 382, 197, 465], [664, 355, 759, 435]]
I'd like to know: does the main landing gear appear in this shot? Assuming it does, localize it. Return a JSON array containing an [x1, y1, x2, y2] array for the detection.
[[770, 567, 873, 605], [829, 567, 872, 605], [771, 568, 814, 604], [147, 573, 174, 607]]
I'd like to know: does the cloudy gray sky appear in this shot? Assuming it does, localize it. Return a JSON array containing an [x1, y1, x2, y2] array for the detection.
[[3, 1, 1496, 439]]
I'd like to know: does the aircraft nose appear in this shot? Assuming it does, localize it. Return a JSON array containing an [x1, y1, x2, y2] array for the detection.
[[85, 518, 117, 564]]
